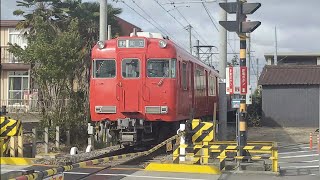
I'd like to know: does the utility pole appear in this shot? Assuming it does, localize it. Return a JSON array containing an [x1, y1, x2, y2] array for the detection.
[[185, 24, 193, 54], [274, 26, 278, 65], [99, 0, 108, 41], [218, 0, 228, 141], [196, 40, 200, 59], [219, 0, 261, 156]]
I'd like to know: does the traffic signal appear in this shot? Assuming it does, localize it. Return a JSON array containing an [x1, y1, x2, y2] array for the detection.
[[219, 0, 261, 33]]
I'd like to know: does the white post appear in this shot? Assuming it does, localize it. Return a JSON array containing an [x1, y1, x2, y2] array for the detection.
[[55, 126, 59, 149], [107, 25, 111, 40], [179, 124, 186, 162], [44, 127, 48, 154]]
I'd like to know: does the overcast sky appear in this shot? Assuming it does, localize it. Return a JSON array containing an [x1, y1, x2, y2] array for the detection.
[[1, 0, 320, 86]]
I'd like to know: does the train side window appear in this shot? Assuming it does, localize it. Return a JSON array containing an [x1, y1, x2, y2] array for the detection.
[[170, 59, 176, 78], [122, 59, 140, 78], [93, 59, 116, 78], [147, 59, 176, 78], [182, 62, 187, 90]]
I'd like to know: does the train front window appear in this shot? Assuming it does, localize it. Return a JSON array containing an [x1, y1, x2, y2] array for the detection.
[[122, 59, 140, 78], [94, 59, 116, 78], [147, 59, 176, 78]]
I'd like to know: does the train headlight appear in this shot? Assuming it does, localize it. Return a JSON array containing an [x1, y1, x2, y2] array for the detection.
[[159, 40, 167, 48], [97, 41, 105, 49]]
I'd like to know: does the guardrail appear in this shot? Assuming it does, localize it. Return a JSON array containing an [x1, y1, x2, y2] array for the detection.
[[1, 124, 69, 158]]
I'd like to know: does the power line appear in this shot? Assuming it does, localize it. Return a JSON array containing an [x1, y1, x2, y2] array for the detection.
[[118, 0, 188, 49], [201, 2, 219, 32], [174, 7, 210, 45], [153, 0, 186, 28], [130, 0, 173, 38]]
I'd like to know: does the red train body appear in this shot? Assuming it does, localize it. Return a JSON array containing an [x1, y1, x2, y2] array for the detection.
[[89, 32, 219, 145]]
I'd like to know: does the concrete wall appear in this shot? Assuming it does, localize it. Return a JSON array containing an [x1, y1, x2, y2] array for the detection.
[[262, 85, 320, 127]]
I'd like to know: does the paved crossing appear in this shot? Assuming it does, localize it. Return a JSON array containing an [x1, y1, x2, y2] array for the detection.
[[279, 144, 319, 176]]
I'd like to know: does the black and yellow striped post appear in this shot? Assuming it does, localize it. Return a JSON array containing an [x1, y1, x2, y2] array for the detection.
[[239, 33, 247, 157]]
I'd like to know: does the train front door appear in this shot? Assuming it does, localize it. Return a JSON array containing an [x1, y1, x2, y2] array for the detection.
[[118, 54, 144, 113]]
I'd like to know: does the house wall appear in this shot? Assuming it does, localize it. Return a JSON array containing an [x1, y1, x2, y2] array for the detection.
[[0, 27, 9, 46], [262, 85, 320, 127], [0, 71, 8, 102]]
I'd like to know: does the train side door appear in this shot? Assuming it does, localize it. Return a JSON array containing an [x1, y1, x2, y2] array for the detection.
[[117, 54, 144, 112]]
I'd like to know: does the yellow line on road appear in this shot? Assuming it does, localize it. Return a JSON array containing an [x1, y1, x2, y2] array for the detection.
[[145, 163, 221, 174]]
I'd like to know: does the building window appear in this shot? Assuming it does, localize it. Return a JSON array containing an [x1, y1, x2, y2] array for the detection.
[[93, 59, 116, 78], [182, 62, 187, 90], [122, 59, 140, 78], [9, 28, 28, 47], [8, 71, 29, 105]]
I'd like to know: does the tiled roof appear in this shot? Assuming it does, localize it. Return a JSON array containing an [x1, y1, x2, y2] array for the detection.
[[259, 65, 320, 85]]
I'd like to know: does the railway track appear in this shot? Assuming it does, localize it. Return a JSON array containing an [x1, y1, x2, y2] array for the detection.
[[13, 132, 182, 180]]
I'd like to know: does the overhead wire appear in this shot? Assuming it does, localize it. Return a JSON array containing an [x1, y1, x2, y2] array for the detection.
[[130, 0, 173, 38], [165, 0, 219, 64], [201, 2, 219, 32], [118, 0, 187, 49]]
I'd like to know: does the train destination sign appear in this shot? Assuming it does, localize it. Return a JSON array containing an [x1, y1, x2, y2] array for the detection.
[[118, 39, 145, 48]]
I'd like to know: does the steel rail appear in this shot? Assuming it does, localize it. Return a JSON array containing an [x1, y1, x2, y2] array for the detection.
[[12, 132, 183, 180]]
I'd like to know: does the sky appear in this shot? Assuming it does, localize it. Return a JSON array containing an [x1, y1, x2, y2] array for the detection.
[[1, 0, 320, 87]]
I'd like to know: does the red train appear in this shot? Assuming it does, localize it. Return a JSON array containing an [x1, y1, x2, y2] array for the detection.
[[90, 31, 219, 145]]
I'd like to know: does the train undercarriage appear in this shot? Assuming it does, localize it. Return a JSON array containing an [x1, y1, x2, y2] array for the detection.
[[93, 119, 181, 147]]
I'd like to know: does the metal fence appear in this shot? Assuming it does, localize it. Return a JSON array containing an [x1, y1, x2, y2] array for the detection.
[[0, 99, 70, 113]]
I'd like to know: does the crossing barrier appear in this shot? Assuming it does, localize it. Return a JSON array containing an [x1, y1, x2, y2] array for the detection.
[[173, 119, 279, 173], [1, 116, 23, 157]]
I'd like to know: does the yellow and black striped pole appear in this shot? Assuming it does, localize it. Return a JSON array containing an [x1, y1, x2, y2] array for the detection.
[[239, 33, 247, 156]]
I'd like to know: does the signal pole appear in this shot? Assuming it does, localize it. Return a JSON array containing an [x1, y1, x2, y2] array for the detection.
[[239, 33, 247, 153], [219, 0, 261, 156]]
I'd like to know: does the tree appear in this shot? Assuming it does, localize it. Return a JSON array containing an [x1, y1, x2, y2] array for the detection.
[[9, 0, 122, 145], [227, 55, 239, 66], [247, 88, 262, 127]]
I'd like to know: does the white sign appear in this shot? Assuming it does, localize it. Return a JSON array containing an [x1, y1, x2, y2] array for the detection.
[[226, 67, 241, 94]]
